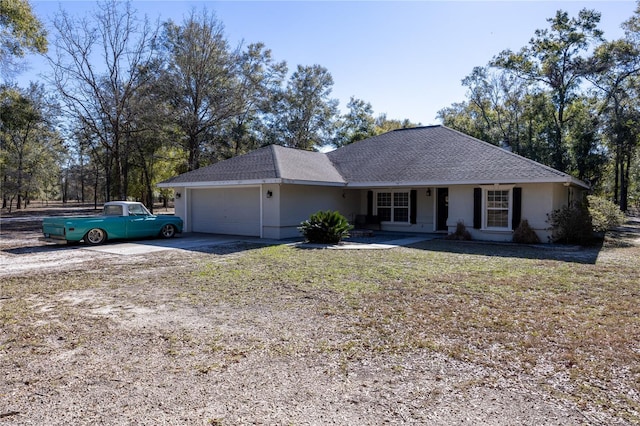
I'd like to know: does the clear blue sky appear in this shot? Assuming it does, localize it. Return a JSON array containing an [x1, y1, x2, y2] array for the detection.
[[23, 1, 638, 125]]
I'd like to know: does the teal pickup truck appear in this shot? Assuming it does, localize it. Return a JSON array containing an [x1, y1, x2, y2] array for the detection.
[[42, 201, 183, 245]]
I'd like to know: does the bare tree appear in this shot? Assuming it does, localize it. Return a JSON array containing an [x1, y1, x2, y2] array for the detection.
[[49, 0, 160, 200]]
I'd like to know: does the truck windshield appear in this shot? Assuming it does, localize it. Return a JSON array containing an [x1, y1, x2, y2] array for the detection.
[[128, 204, 151, 216]]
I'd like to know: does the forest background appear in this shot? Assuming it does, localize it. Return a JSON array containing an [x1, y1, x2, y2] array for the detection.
[[2, 0, 640, 213]]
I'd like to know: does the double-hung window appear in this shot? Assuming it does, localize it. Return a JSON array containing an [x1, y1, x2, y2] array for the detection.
[[376, 191, 409, 223], [483, 186, 513, 230], [486, 190, 509, 228]]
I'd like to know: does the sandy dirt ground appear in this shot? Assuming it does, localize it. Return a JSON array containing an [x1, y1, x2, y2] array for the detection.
[[0, 207, 636, 425]]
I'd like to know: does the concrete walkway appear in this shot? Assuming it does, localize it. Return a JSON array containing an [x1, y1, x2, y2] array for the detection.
[[294, 235, 438, 250]]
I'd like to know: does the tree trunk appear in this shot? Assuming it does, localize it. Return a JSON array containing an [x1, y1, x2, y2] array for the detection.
[[620, 151, 632, 212], [614, 143, 621, 205], [93, 167, 99, 210], [188, 134, 199, 171], [2, 175, 7, 208]]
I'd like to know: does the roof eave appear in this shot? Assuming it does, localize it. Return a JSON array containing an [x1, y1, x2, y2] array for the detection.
[[157, 178, 283, 188], [345, 177, 590, 188], [280, 178, 346, 186], [157, 177, 347, 188]]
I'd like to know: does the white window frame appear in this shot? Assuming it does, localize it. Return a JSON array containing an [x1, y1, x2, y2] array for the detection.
[[481, 185, 514, 231], [375, 190, 410, 224]]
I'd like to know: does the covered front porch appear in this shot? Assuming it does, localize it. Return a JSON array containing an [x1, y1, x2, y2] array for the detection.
[[261, 183, 449, 240], [348, 187, 450, 235]]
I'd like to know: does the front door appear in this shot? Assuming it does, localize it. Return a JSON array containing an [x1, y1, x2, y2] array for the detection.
[[437, 188, 449, 231]]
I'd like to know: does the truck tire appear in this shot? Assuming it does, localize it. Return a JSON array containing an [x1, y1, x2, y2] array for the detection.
[[160, 224, 176, 238], [85, 228, 107, 245]]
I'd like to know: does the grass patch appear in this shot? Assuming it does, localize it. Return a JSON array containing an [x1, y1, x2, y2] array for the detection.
[[188, 239, 640, 421], [2, 228, 639, 422]]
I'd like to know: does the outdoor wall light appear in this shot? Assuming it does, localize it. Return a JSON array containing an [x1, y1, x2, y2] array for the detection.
[[426, 188, 431, 197], [266, 190, 273, 198], [175, 192, 181, 198]]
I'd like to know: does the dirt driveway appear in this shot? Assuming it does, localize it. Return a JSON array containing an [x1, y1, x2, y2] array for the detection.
[[1, 210, 638, 425], [0, 214, 430, 277], [0, 229, 249, 277]]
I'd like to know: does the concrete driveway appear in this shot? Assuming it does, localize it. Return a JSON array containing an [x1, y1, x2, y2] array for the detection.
[[84, 233, 435, 255], [83, 233, 267, 255]]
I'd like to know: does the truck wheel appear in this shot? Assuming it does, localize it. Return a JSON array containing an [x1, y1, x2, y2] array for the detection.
[[85, 228, 107, 245], [160, 224, 176, 238]]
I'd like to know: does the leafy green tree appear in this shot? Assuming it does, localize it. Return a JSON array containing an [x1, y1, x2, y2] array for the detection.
[[333, 96, 377, 147], [125, 62, 181, 210], [437, 102, 481, 139], [0, 84, 64, 210], [221, 42, 287, 158], [492, 9, 603, 172], [565, 98, 606, 186], [517, 92, 557, 166], [374, 113, 419, 134], [439, 66, 528, 149], [267, 64, 338, 150], [0, 0, 47, 78], [162, 9, 240, 171], [587, 13, 640, 211], [462, 66, 530, 149]]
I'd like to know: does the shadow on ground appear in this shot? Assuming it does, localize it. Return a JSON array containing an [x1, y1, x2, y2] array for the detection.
[[405, 218, 640, 265], [406, 238, 603, 264], [1, 233, 278, 257]]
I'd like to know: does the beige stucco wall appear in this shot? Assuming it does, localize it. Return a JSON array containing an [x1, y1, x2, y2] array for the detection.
[[447, 183, 572, 242], [269, 186, 439, 238], [418, 189, 436, 231], [172, 187, 187, 230], [271, 184, 356, 239], [261, 183, 280, 238], [523, 183, 557, 232], [447, 185, 474, 232]]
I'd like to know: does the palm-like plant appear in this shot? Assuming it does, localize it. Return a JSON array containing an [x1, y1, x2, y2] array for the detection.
[[299, 210, 353, 244]]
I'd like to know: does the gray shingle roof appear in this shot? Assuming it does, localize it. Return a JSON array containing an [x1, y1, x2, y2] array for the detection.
[[161, 144, 345, 185], [327, 125, 576, 185], [160, 126, 586, 188]]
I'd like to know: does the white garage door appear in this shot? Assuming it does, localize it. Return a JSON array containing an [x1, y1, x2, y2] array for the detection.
[[190, 187, 261, 236]]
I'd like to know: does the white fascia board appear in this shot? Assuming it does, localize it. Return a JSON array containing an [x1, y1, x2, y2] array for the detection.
[[346, 177, 589, 189], [157, 178, 282, 188], [157, 178, 347, 188], [566, 176, 591, 189], [158, 176, 589, 190], [280, 179, 346, 187]]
